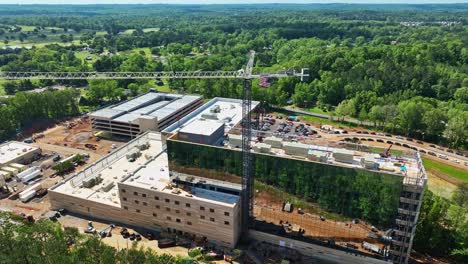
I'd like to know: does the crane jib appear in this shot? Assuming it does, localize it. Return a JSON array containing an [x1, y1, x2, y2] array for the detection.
[[0, 71, 308, 80]]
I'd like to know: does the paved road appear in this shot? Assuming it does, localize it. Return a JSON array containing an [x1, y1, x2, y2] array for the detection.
[[281, 107, 375, 127], [281, 107, 467, 166], [334, 133, 468, 167]]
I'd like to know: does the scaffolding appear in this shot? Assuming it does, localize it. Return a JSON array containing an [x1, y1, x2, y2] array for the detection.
[[389, 152, 427, 264]]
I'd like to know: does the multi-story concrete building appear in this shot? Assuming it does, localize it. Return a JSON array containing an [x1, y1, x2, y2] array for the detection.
[[164, 100, 427, 264], [89, 92, 203, 138], [49, 132, 241, 246]]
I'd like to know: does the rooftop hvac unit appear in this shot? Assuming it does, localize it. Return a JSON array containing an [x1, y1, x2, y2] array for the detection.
[[210, 105, 221, 113], [171, 188, 181, 194], [83, 176, 101, 188], [101, 181, 114, 192], [201, 113, 218, 120]]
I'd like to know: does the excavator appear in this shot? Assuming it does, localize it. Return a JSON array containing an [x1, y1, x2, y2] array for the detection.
[[380, 143, 393, 158]]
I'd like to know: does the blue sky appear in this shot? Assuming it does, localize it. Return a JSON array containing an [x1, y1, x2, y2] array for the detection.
[[0, 0, 466, 4]]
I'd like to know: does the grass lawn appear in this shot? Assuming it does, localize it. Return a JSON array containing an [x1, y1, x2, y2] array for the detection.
[[122, 29, 136, 35], [18, 25, 36, 32], [75, 51, 100, 64], [422, 158, 468, 183], [148, 80, 172, 93], [427, 172, 458, 200], [143, 27, 159, 33], [294, 113, 359, 129], [0, 40, 80, 48], [306, 106, 330, 115], [121, 47, 153, 59]]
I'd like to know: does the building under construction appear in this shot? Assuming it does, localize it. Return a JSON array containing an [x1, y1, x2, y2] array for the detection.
[[164, 98, 427, 264], [49, 97, 426, 264]]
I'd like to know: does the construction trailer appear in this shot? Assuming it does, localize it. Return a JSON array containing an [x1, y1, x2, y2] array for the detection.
[[1, 166, 19, 177], [308, 150, 328, 162], [228, 134, 243, 148], [8, 163, 27, 172], [253, 143, 272, 154], [19, 182, 42, 202], [264, 137, 282, 148], [16, 166, 41, 182], [332, 149, 355, 163], [19, 170, 42, 184], [0, 170, 12, 181], [283, 142, 310, 157]]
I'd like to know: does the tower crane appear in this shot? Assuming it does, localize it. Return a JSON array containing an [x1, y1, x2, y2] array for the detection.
[[0, 51, 309, 235]]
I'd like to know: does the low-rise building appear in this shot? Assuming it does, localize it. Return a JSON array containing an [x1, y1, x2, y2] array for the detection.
[[0, 141, 41, 167], [49, 132, 241, 247]]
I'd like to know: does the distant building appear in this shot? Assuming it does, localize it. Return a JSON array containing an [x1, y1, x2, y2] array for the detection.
[[89, 92, 203, 138]]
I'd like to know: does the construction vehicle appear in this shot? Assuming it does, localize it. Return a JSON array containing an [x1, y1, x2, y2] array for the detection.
[[84, 221, 97, 234], [98, 223, 115, 238], [380, 144, 393, 158]]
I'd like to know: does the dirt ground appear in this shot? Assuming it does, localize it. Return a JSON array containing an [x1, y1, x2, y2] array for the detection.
[[253, 188, 387, 256], [57, 214, 229, 263], [1, 116, 124, 222], [34, 116, 125, 156]]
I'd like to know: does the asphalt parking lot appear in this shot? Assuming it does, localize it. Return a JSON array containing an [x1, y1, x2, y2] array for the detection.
[[253, 114, 320, 140]]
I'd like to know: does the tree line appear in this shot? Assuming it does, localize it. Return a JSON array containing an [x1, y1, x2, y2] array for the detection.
[[0, 89, 80, 140], [413, 185, 468, 263], [0, 212, 195, 264], [1, 5, 466, 149]]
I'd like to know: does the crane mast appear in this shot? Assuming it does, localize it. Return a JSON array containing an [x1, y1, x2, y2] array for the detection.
[[0, 51, 308, 237]]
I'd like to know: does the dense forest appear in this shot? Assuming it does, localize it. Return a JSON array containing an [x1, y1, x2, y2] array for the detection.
[[0, 212, 211, 264], [0, 4, 466, 148], [167, 139, 403, 227]]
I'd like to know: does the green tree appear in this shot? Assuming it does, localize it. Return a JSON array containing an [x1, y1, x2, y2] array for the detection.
[[454, 87, 468, 103]]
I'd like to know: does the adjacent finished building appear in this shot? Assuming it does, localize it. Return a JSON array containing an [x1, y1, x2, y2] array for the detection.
[[89, 92, 203, 138], [1, 141, 41, 181], [163, 97, 260, 143], [0, 141, 41, 167], [49, 132, 241, 246]]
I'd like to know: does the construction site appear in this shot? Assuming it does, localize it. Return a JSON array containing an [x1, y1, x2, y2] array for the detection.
[[0, 55, 427, 264], [164, 97, 427, 264]]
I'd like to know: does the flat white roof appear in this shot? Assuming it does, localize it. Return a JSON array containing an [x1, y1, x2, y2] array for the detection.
[[179, 119, 224, 136], [51, 132, 239, 207], [163, 97, 259, 136], [89, 92, 202, 124], [0, 141, 39, 165]]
